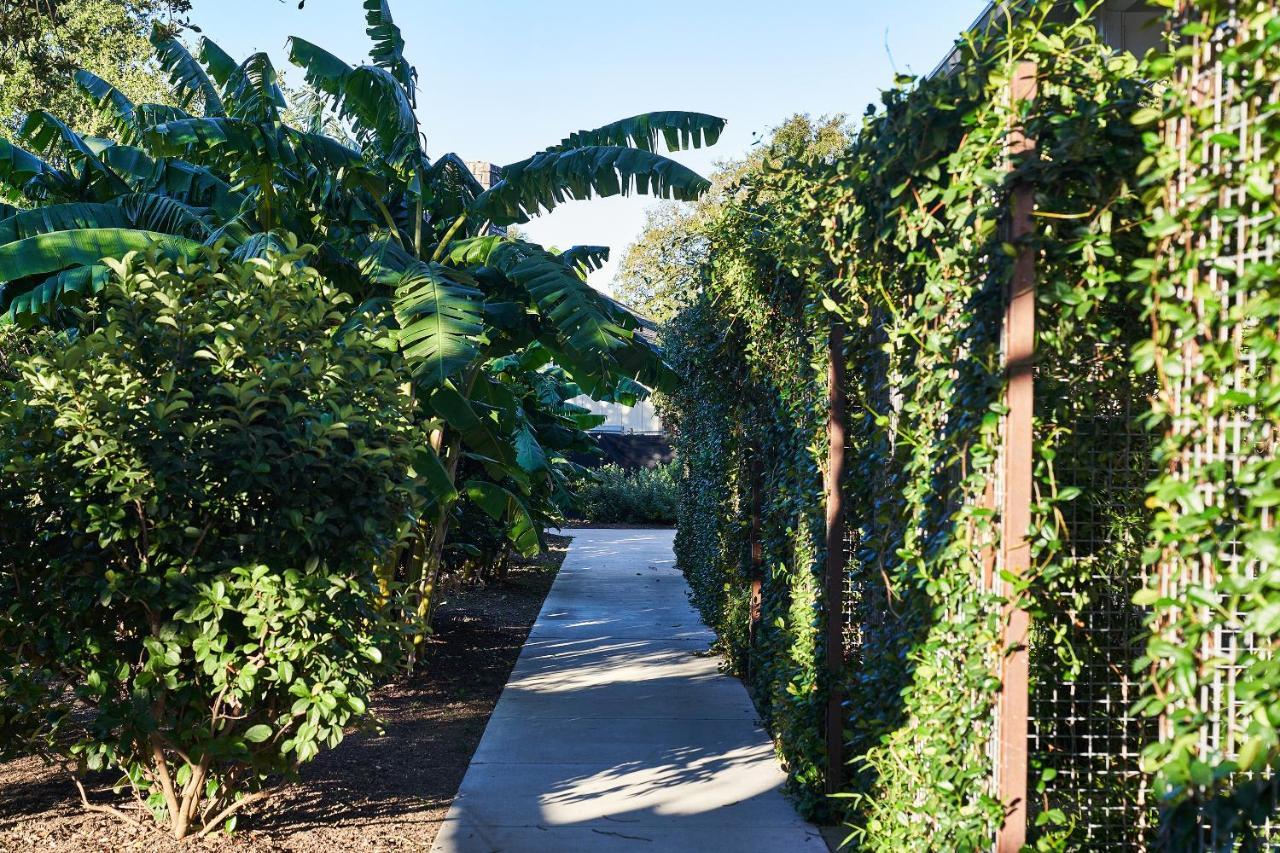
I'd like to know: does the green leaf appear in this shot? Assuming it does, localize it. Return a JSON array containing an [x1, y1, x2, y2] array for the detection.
[[286, 37, 354, 99], [557, 245, 610, 275], [547, 112, 725, 154], [412, 448, 458, 504], [197, 37, 240, 89], [99, 145, 246, 221], [463, 480, 541, 556], [5, 265, 110, 320], [288, 37, 420, 172], [362, 0, 417, 106], [243, 724, 272, 743], [74, 70, 141, 143], [390, 261, 485, 385], [471, 146, 712, 225], [488, 241, 633, 360], [221, 53, 287, 123], [428, 385, 512, 467], [0, 203, 130, 245], [19, 111, 131, 196], [0, 228, 200, 284], [0, 137, 68, 197], [151, 22, 225, 115], [514, 425, 548, 474]]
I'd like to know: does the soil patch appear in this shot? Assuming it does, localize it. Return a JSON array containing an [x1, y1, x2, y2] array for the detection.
[[0, 535, 571, 853]]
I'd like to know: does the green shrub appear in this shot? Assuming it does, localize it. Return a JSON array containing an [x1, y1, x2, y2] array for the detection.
[[572, 463, 677, 525], [0, 247, 423, 839]]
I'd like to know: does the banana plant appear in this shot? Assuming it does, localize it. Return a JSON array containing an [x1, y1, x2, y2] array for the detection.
[[0, 0, 722, 646]]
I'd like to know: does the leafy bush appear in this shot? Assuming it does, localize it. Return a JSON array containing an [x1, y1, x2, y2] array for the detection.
[[572, 463, 677, 525], [0, 247, 422, 839]]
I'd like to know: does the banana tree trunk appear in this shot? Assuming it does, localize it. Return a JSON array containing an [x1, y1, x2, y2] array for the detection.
[[415, 429, 462, 634], [402, 367, 483, 671]]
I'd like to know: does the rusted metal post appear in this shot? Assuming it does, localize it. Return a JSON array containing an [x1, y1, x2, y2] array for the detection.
[[824, 319, 847, 795], [748, 459, 763, 649], [994, 59, 1038, 853]]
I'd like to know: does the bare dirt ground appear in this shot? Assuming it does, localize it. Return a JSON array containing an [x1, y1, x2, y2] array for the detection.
[[0, 535, 571, 853]]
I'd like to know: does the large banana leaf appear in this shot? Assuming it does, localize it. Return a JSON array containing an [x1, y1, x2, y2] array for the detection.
[[74, 71, 140, 143], [443, 235, 505, 268], [231, 232, 289, 260], [359, 236, 486, 383], [100, 145, 246, 221], [142, 118, 364, 179], [197, 37, 239, 89], [486, 241, 634, 359], [429, 385, 515, 469], [460, 237, 671, 394], [0, 203, 129, 244], [0, 139, 64, 195], [5, 265, 110, 320], [340, 66, 421, 170], [0, 195, 213, 244], [423, 154, 485, 222], [286, 37, 353, 98], [222, 53, 287, 123], [548, 112, 725, 154], [463, 480, 541, 556], [392, 262, 486, 384], [470, 146, 711, 225], [513, 423, 549, 474], [112, 193, 212, 239], [0, 228, 201, 285], [410, 448, 457, 505], [74, 69, 194, 144], [151, 23, 225, 115], [19, 112, 131, 197], [142, 117, 272, 161], [288, 37, 420, 172], [362, 0, 416, 106], [558, 245, 610, 275]]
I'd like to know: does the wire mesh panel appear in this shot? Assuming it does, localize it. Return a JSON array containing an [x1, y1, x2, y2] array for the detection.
[[1150, 1, 1280, 848], [1028, 383, 1159, 847]]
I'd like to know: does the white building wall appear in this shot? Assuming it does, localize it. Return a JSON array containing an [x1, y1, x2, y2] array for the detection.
[[567, 395, 664, 435]]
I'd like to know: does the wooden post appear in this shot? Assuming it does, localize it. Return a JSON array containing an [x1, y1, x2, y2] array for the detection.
[[994, 59, 1037, 853], [824, 319, 848, 795], [749, 459, 763, 649]]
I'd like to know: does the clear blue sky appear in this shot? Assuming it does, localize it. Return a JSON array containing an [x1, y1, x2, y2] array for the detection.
[[196, 0, 983, 289]]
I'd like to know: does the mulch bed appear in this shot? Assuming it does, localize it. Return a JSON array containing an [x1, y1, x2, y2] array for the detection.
[[0, 534, 572, 853]]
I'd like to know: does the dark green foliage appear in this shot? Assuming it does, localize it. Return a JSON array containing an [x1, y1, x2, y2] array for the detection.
[[572, 463, 678, 525], [0, 0, 726, 836], [663, 4, 1160, 848], [1131, 1, 1280, 843], [0, 246, 421, 839], [663, 117, 838, 819]]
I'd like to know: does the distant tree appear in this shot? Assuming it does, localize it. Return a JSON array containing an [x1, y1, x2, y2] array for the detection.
[[613, 203, 708, 324], [613, 114, 851, 324], [0, 0, 191, 141]]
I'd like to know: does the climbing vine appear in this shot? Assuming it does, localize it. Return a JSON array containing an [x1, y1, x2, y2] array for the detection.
[[666, 0, 1280, 847], [1133, 0, 1280, 846], [667, 2, 1163, 848]]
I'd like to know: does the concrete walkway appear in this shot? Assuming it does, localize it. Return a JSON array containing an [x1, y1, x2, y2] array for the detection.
[[432, 528, 826, 852]]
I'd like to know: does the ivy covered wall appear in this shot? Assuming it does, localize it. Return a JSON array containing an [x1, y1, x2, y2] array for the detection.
[[662, 0, 1280, 848]]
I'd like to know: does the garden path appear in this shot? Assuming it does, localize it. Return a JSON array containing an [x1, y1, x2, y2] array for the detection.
[[431, 528, 826, 852]]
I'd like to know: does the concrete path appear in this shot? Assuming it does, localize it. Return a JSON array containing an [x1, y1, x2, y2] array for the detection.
[[432, 528, 826, 853]]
